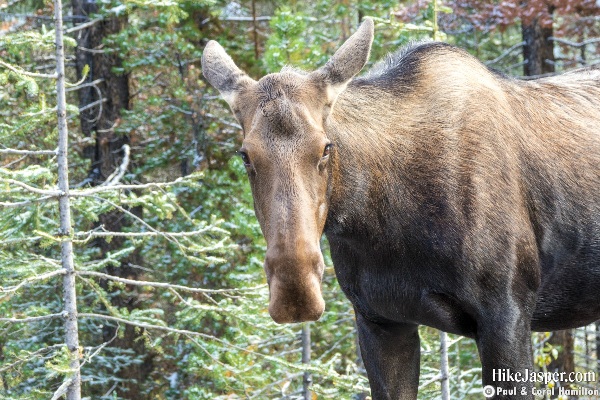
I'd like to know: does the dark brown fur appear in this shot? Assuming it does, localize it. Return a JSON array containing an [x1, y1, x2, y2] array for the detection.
[[202, 19, 600, 399]]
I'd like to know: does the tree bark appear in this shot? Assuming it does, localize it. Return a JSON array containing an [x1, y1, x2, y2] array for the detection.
[[547, 330, 575, 395], [440, 331, 450, 400], [302, 323, 312, 400], [55, 0, 81, 397], [521, 7, 555, 76], [71, 3, 154, 398]]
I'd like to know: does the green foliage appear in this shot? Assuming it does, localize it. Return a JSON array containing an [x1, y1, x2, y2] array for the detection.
[[3, 0, 596, 399]]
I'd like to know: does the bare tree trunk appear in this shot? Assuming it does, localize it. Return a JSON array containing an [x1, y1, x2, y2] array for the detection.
[[596, 323, 600, 378], [440, 331, 450, 400], [521, 6, 555, 76], [71, 4, 155, 398], [302, 323, 312, 400], [55, 0, 81, 397], [547, 330, 574, 395]]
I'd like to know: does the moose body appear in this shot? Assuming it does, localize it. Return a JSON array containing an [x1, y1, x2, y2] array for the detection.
[[202, 18, 600, 399]]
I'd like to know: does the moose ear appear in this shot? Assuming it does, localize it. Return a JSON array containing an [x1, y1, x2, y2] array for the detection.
[[310, 17, 374, 100], [202, 40, 256, 107]]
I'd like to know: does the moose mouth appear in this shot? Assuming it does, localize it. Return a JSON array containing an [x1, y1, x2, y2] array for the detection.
[[267, 272, 325, 324]]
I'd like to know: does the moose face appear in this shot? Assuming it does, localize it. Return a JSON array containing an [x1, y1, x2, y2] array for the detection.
[[202, 18, 374, 323]]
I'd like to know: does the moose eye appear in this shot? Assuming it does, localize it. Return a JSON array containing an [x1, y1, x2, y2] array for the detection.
[[322, 143, 333, 158], [238, 150, 251, 166]]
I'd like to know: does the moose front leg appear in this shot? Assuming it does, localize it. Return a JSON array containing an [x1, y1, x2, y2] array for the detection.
[[356, 314, 420, 400], [476, 308, 535, 399]]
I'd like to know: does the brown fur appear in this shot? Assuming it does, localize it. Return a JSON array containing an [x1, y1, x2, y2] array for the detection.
[[202, 19, 600, 399]]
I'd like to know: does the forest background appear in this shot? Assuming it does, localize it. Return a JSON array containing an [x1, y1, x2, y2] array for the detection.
[[1, 0, 599, 398]]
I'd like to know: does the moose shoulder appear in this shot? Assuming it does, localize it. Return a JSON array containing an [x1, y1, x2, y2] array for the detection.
[[202, 18, 600, 400]]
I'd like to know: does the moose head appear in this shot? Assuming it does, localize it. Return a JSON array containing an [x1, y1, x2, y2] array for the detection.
[[202, 18, 374, 323]]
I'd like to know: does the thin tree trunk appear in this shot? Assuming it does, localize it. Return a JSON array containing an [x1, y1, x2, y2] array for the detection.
[[596, 323, 600, 378], [547, 330, 574, 396], [71, 4, 154, 398], [302, 323, 312, 400], [521, 6, 555, 76], [55, 0, 81, 397], [440, 331, 450, 400]]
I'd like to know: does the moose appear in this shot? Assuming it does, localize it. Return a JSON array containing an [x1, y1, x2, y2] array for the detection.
[[202, 17, 600, 399]]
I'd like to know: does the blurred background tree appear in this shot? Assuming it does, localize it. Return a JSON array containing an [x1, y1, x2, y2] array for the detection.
[[1, 0, 599, 399]]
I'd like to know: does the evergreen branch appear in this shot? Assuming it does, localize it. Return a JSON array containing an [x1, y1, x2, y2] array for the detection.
[[79, 322, 120, 369], [78, 313, 360, 386], [88, 196, 183, 249], [71, 181, 182, 196], [248, 372, 304, 399], [0, 344, 64, 373], [0, 312, 66, 324], [73, 226, 225, 240], [0, 148, 57, 155], [79, 313, 209, 337], [0, 60, 57, 79], [0, 196, 54, 208], [0, 269, 65, 294], [0, 236, 42, 244], [2, 178, 63, 196], [76, 270, 266, 294]]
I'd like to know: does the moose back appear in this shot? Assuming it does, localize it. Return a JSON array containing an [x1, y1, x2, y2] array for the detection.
[[202, 18, 600, 399]]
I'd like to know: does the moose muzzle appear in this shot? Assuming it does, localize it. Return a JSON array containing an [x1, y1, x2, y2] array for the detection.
[[264, 246, 325, 324]]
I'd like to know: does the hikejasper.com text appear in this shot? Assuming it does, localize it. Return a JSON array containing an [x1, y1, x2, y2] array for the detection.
[[493, 369, 597, 385]]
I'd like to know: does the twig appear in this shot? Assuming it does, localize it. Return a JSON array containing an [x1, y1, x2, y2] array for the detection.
[[65, 79, 104, 92], [71, 180, 182, 196], [2, 156, 26, 168], [101, 144, 130, 186], [88, 196, 183, 249], [484, 41, 525, 66], [2, 178, 63, 196], [74, 227, 225, 239], [0, 60, 57, 79], [205, 113, 242, 130], [0, 344, 64, 373], [220, 16, 271, 21], [0, 148, 57, 155], [0, 196, 54, 208], [0, 312, 66, 324], [76, 270, 266, 294], [64, 17, 104, 34], [79, 322, 120, 369], [548, 37, 600, 48], [77, 98, 106, 113], [0, 269, 65, 294]]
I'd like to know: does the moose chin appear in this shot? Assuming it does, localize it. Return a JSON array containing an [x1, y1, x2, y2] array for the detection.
[[202, 17, 600, 400]]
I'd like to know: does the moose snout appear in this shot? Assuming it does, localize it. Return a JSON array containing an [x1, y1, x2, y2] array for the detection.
[[264, 247, 325, 324]]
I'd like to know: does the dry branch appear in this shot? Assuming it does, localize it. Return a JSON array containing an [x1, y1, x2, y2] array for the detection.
[[76, 270, 266, 294], [0, 60, 57, 79], [71, 181, 181, 196], [2, 178, 63, 196], [0, 312, 66, 323], [0, 148, 57, 155], [0, 269, 65, 294]]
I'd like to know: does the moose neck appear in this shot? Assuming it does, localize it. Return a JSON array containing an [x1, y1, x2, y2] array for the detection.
[[323, 83, 419, 242]]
